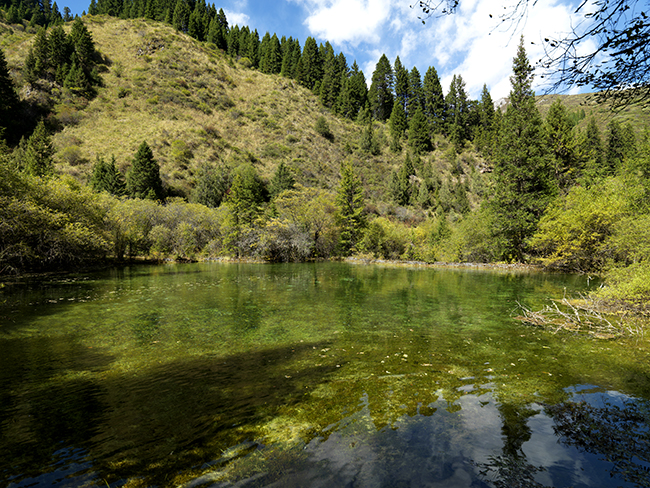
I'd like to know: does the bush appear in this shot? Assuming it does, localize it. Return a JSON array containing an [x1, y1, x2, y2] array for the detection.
[[314, 116, 333, 141], [530, 178, 628, 271]]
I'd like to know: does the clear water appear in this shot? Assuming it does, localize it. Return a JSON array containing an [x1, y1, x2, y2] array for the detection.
[[1, 262, 650, 487]]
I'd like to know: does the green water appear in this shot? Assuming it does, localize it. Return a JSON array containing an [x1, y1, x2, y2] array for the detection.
[[1, 262, 650, 487]]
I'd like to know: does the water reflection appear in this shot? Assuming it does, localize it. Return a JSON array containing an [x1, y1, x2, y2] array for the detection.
[[1, 263, 649, 487]]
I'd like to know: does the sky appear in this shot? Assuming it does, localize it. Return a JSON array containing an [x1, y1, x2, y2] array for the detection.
[[65, 0, 593, 101]]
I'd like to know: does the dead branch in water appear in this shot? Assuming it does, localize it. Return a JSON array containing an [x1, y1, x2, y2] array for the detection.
[[515, 296, 645, 338]]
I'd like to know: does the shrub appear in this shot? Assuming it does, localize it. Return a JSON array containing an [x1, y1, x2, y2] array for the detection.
[[314, 116, 333, 141]]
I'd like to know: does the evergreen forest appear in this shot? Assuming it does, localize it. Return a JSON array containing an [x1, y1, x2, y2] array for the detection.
[[1, 3, 650, 317]]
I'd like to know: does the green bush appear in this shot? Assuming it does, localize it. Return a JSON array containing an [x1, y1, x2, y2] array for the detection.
[[315, 116, 333, 141]]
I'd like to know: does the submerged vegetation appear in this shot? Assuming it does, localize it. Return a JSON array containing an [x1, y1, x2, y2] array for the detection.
[[0, 6, 649, 324]]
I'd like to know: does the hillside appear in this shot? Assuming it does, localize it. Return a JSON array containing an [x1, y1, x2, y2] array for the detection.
[[3, 15, 646, 207]]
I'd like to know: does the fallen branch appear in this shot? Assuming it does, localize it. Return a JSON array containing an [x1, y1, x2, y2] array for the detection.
[[515, 296, 645, 338]]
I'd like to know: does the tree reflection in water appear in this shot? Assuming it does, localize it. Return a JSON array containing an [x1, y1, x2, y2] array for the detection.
[[476, 403, 549, 488], [545, 399, 650, 487], [477, 397, 650, 488]]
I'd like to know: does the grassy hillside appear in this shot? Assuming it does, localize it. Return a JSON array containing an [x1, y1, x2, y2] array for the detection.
[[2, 15, 649, 206], [1, 16, 488, 210], [536, 92, 650, 136]]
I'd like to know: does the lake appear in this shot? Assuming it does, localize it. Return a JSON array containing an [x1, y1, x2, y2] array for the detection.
[[1, 262, 649, 487]]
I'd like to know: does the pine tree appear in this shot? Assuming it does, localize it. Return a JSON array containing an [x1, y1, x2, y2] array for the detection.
[[91, 155, 126, 196], [446, 74, 469, 151], [389, 102, 407, 152], [280, 37, 297, 77], [336, 61, 366, 120], [474, 84, 495, 155], [368, 54, 393, 121], [24, 120, 54, 177], [491, 37, 555, 262], [69, 18, 96, 70], [191, 162, 231, 208], [126, 141, 164, 200], [393, 56, 409, 113], [359, 120, 380, 155], [268, 33, 282, 73], [64, 56, 91, 95], [297, 37, 322, 91], [336, 160, 366, 254], [48, 25, 71, 84], [407, 67, 424, 119], [409, 107, 431, 154], [423, 65, 445, 135], [269, 161, 295, 198], [577, 117, 604, 183], [259, 32, 281, 74], [544, 99, 577, 190], [225, 164, 267, 226], [25, 27, 49, 83], [212, 8, 228, 50], [319, 42, 342, 108], [392, 153, 416, 205], [172, 0, 190, 33], [605, 119, 636, 174], [188, 7, 204, 41]]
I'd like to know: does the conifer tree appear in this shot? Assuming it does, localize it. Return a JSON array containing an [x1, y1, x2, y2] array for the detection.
[[69, 18, 96, 70], [368, 54, 393, 121], [126, 141, 164, 200], [91, 155, 127, 196], [191, 162, 231, 208], [336, 61, 367, 120], [492, 37, 555, 261], [474, 84, 495, 155], [605, 119, 636, 174], [446, 74, 469, 151], [24, 120, 54, 177], [423, 66, 445, 134], [64, 55, 91, 95], [24, 27, 49, 83], [359, 120, 380, 155], [211, 8, 228, 50], [409, 107, 431, 154], [391, 153, 416, 205], [408, 67, 424, 119], [577, 117, 604, 183], [389, 102, 407, 152], [544, 99, 577, 190], [227, 24, 240, 56], [188, 8, 204, 41], [225, 164, 267, 226], [336, 160, 366, 254], [48, 25, 71, 83], [269, 161, 295, 198], [319, 42, 342, 108], [297, 37, 322, 91], [393, 56, 409, 113], [172, 0, 190, 33], [280, 38, 298, 77]]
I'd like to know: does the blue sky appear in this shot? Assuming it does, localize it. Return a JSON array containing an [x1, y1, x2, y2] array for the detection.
[[65, 0, 590, 101]]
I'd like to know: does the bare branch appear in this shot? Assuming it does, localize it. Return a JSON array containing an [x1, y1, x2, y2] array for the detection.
[[415, 0, 650, 109]]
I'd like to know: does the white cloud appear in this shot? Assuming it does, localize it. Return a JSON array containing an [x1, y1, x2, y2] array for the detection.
[[224, 9, 251, 27], [281, 0, 587, 101], [291, 0, 394, 46], [402, 0, 583, 100]]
